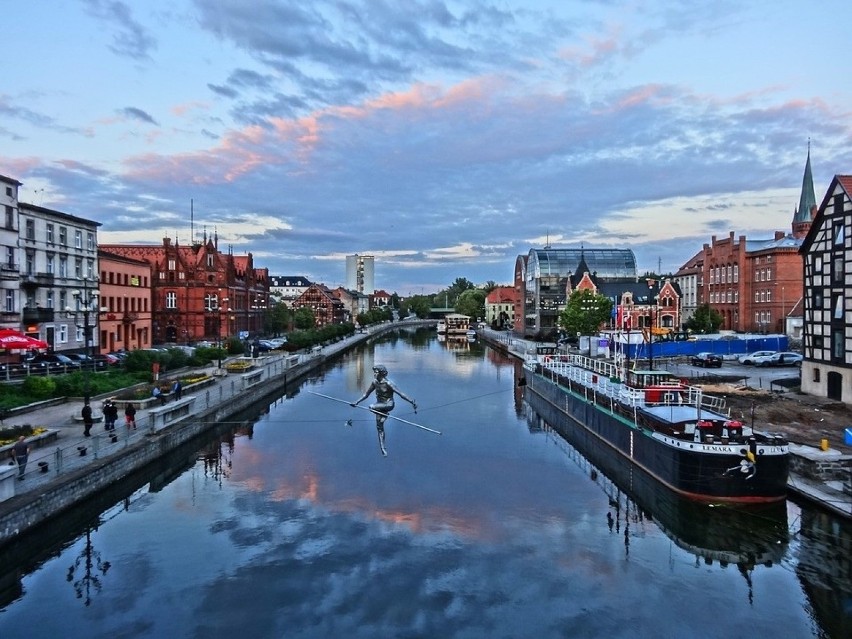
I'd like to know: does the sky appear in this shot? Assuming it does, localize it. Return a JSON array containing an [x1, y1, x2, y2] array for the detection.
[[1, 0, 850, 295]]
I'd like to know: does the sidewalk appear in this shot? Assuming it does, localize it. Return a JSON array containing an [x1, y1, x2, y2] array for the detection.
[[2, 320, 427, 502], [3, 361, 240, 496]]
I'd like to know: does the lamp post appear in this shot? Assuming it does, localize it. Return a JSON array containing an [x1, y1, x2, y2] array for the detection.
[[65, 277, 100, 409]]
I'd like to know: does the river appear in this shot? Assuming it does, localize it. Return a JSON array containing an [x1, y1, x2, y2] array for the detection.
[[0, 327, 850, 638]]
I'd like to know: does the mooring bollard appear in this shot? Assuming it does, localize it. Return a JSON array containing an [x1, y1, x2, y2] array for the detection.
[[77, 446, 87, 456], [38, 461, 49, 473]]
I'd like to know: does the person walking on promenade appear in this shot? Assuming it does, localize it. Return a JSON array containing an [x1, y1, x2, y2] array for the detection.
[[172, 379, 182, 401], [82, 403, 93, 437], [152, 386, 166, 405], [125, 403, 137, 430], [103, 399, 118, 431], [12, 435, 30, 480]]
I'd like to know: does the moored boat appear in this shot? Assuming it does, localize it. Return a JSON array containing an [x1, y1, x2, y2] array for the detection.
[[523, 352, 789, 503]]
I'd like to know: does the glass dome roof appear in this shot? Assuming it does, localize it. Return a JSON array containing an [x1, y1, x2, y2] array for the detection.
[[526, 248, 637, 281]]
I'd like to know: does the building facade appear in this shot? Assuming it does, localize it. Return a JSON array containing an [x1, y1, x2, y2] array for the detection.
[[102, 235, 269, 345], [694, 151, 815, 335], [18, 203, 101, 354], [345, 254, 374, 294], [269, 275, 312, 307], [800, 174, 852, 402], [292, 284, 345, 327], [0, 175, 22, 332], [98, 250, 153, 353], [514, 247, 638, 338], [485, 286, 516, 328]]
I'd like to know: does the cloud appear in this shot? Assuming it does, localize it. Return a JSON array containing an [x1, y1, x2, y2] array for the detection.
[[83, 0, 157, 60], [119, 107, 160, 126]]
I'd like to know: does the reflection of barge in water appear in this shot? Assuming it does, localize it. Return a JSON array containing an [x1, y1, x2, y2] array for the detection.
[[523, 351, 789, 503], [525, 403, 789, 572]]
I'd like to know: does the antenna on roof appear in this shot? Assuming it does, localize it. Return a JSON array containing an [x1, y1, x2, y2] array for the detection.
[[544, 231, 551, 250]]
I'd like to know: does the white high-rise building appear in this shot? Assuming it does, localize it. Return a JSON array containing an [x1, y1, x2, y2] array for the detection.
[[346, 254, 374, 294]]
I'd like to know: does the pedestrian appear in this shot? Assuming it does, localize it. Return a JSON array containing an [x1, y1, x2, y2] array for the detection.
[[82, 402, 93, 437], [103, 400, 118, 431], [172, 379, 182, 401], [125, 403, 137, 430], [152, 385, 166, 405], [12, 435, 30, 480]]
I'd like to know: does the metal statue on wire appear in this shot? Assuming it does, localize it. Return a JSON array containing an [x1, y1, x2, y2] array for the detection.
[[351, 364, 417, 456]]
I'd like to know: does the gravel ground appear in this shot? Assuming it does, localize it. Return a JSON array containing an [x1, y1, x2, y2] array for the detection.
[[695, 377, 852, 452]]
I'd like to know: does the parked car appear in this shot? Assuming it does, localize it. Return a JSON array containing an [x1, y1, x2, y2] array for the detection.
[[754, 351, 803, 367], [690, 352, 723, 368], [25, 353, 81, 371], [69, 353, 106, 370], [737, 350, 777, 365]]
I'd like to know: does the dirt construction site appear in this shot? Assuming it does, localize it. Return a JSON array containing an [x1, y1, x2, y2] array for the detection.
[[696, 376, 852, 453]]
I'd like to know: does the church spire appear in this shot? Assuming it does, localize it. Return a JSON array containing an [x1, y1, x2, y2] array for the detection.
[[792, 142, 817, 239]]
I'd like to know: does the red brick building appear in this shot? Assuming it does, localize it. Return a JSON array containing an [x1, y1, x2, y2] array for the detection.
[[101, 234, 268, 344], [678, 150, 816, 334]]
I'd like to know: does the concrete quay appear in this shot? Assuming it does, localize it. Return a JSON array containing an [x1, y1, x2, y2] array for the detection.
[[479, 328, 852, 520], [0, 320, 433, 546]]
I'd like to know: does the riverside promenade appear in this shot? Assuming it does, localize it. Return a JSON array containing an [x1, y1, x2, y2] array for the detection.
[[478, 327, 852, 520], [0, 320, 433, 545]]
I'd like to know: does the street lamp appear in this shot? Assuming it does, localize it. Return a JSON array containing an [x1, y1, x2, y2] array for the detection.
[[65, 277, 101, 408]]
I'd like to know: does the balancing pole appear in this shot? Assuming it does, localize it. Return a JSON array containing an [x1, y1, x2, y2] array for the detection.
[[307, 390, 442, 435]]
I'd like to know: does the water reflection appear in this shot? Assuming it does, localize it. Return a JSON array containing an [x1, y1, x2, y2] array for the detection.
[[66, 527, 111, 606], [525, 398, 790, 605]]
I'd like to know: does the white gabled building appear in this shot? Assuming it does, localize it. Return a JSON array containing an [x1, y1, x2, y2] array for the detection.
[[799, 174, 852, 402]]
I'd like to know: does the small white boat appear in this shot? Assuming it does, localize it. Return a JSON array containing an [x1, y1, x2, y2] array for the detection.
[[436, 320, 447, 334]]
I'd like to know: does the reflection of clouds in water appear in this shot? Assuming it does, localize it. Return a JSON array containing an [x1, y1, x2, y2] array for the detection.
[[194, 498, 612, 638]]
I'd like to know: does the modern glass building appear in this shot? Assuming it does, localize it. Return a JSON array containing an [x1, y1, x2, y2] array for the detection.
[[518, 247, 637, 337]]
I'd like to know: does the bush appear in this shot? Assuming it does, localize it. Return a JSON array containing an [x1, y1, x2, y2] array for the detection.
[[22, 376, 57, 399]]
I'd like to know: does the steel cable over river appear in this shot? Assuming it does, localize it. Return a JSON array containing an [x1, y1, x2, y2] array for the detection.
[[1, 326, 850, 638]]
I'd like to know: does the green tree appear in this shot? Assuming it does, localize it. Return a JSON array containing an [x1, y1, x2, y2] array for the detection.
[[685, 303, 723, 334], [264, 302, 292, 336], [558, 289, 613, 337], [402, 295, 432, 318], [455, 289, 486, 322], [293, 306, 316, 330]]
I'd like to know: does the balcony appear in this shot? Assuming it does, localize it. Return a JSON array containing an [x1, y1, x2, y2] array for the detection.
[[22, 306, 55, 323], [20, 272, 55, 288], [0, 262, 18, 280]]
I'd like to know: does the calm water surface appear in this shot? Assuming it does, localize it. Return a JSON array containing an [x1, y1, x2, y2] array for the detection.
[[1, 328, 851, 638]]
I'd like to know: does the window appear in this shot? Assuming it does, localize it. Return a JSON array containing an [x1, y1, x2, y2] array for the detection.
[[4, 186, 11, 196], [733, 265, 738, 283], [46, 224, 54, 244], [168, 259, 176, 271], [46, 290, 54, 308], [832, 256, 844, 284], [6, 205, 14, 229], [75, 230, 82, 248], [813, 368, 820, 383], [166, 291, 177, 309], [59, 256, 67, 278], [834, 220, 845, 246], [59, 325, 68, 343], [59, 227, 67, 246], [86, 260, 94, 279], [87, 232, 94, 251], [25, 251, 34, 275], [4, 290, 14, 313], [25, 219, 34, 240], [45, 254, 54, 273], [204, 293, 219, 311], [5, 246, 14, 268], [75, 258, 82, 278], [832, 329, 844, 360], [833, 294, 844, 320]]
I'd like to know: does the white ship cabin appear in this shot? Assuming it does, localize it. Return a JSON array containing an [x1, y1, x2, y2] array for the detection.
[[443, 313, 471, 335]]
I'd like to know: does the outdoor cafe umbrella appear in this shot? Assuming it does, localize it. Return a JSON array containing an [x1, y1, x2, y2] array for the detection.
[[0, 329, 49, 351]]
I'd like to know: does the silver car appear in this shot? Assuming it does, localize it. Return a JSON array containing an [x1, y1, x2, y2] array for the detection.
[[737, 350, 777, 365]]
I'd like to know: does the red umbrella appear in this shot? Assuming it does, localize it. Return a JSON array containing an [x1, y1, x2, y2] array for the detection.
[[0, 329, 49, 351]]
